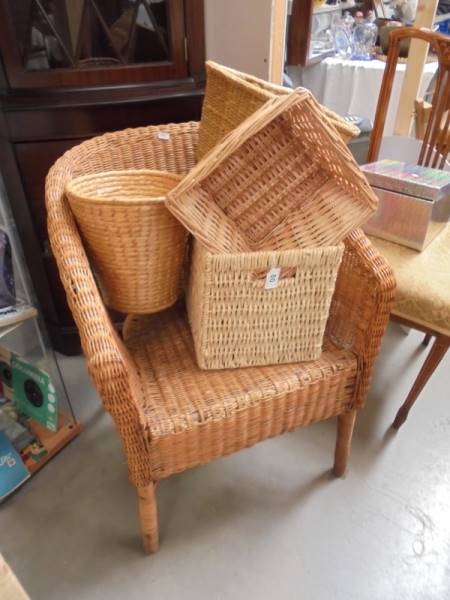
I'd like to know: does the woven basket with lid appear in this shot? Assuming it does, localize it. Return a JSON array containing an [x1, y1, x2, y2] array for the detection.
[[66, 169, 186, 314], [197, 61, 360, 159]]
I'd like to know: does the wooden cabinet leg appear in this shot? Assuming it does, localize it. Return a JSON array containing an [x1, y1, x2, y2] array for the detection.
[[393, 336, 449, 429], [333, 410, 357, 477], [138, 483, 159, 554]]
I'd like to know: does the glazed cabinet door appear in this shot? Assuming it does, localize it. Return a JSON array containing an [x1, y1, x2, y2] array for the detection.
[[0, 0, 188, 88]]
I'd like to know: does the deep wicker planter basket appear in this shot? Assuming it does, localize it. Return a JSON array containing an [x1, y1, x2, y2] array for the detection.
[[65, 169, 187, 314], [167, 90, 378, 254], [187, 242, 344, 369], [197, 61, 360, 159]]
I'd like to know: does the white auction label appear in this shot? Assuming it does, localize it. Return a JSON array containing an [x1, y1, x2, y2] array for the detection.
[[158, 131, 171, 140], [265, 267, 281, 289]]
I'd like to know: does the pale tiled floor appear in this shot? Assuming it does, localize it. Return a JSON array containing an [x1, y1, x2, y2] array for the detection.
[[1, 323, 449, 600]]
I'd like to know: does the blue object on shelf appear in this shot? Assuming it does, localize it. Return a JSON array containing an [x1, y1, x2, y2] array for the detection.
[[436, 16, 450, 35], [0, 229, 15, 308], [0, 431, 30, 501]]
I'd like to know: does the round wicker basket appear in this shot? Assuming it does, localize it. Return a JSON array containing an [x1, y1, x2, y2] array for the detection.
[[65, 169, 186, 314]]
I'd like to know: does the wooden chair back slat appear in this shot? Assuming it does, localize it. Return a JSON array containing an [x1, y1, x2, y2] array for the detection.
[[368, 27, 450, 170]]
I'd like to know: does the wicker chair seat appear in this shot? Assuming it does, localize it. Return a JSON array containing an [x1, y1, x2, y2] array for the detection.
[[123, 306, 358, 480]]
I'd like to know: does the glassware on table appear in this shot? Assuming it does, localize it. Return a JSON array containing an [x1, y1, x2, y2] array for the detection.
[[351, 10, 378, 61], [331, 11, 353, 59]]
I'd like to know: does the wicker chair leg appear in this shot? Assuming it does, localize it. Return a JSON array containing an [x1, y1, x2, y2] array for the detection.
[[333, 410, 357, 477], [137, 483, 159, 554]]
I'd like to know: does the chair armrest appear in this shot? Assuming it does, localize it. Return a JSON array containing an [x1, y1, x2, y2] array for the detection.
[[326, 229, 396, 408], [46, 159, 151, 487]]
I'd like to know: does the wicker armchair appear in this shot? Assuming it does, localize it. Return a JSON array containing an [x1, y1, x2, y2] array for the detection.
[[46, 121, 395, 554]]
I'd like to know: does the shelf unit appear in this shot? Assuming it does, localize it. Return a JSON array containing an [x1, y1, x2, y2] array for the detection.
[[0, 171, 80, 496], [287, 1, 372, 66], [314, 2, 359, 15]]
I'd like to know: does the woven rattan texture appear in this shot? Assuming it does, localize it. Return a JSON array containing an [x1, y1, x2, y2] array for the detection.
[[326, 229, 396, 403], [66, 170, 186, 314], [123, 305, 358, 479], [168, 91, 378, 254], [187, 242, 344, 369], [197, 61, 360, 158], [46, 120, 395, 488], [46, 122, 199, 486]]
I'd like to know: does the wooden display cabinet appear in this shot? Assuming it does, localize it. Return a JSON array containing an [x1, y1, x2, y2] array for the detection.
[[0, 0, 205, 354]]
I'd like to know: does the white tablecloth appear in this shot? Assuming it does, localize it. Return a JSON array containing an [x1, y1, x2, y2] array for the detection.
[[288, 57, 438, 135]]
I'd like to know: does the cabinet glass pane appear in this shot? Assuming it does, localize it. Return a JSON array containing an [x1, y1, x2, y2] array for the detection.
[[8, 0, 170, 71]]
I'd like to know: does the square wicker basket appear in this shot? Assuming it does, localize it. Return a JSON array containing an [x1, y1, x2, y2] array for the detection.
[[187, 242, 344, 370], [197, 61, 360, 159], [167, 90, 378, 253]]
